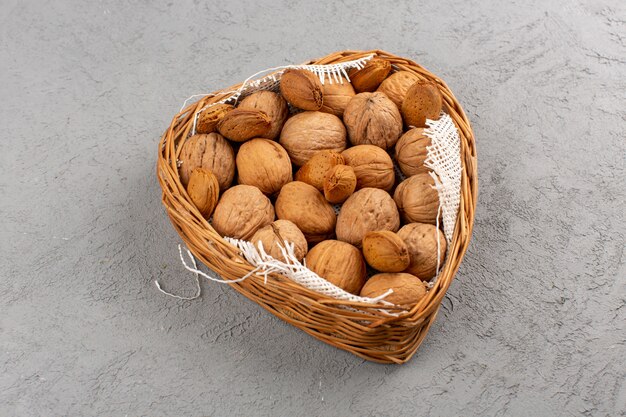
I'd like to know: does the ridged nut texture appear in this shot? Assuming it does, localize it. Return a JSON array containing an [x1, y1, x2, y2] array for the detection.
[[238, 91, 289, 139], [323, 164, 357, 204], [275, 181, 337, 244], [217, 108, 272, 142], [295, 150, 345, 191], [362, 230, 410, 273], [305, 240, 366, 295], [195, 103, 234, 134], [360, 273, 427, 306], [376, 71, 420, 108], [279, 69, 323, 111], [341, 145, 395, 191], [393, 173, 440, 224], [336, 188, 400, 247], [236, 139, 292, 195], [178, 133, 235, 191], [319, 77, 355, 117], [401, 81, 443, 128], [395, 128, 432, 177], [343, 92, 403, 150], [186, 168, 220, 218], [250, 219, 308, 262], [348, 58, 392, 93], [397, 223, 447, 280], [211, 185, 275, 240], [279, 111, 347, 166]]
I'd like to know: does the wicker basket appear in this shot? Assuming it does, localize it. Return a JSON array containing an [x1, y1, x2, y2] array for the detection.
[[157, 50, 477, 364]]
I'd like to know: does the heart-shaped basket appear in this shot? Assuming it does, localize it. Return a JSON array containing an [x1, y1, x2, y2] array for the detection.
[[157, 50, 477, 364]]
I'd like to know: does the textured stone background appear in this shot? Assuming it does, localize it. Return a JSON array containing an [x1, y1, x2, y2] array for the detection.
[[1, 0, 624, 415]]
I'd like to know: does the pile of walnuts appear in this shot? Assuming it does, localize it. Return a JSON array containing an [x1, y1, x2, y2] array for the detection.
[[179, 58, 448, 306]]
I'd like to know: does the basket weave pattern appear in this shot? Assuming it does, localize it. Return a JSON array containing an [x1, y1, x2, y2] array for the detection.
[[157, 50, 477, 364]]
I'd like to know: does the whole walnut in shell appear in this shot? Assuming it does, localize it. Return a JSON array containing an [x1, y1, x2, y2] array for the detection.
[[393, 173, 440, 224], [336, 188, 400, 247], [395, 128, 432, 177], [360, 273, 427, 305], [401, 81, 443, 128], [212, 185, 274, 240], [362, 230, 410, 273], [397, 223, 446, 280], [348, 58, 392, 93], [196, 103, 233, 134], [275, 181, 337, 244], [323, 164, 356, 204], [280, 69, 323, 111], [376, 71, 420, 108], [251, 219, 308, 261], [239, 91, 289, 139], [279, 111, 347, 166], [179, 133, 235, 190], [305, 240, 366, 294], [217, 108, 272, 142], [320, 77, 355, 117], [186, 168, 220, 218], [295, 150, 345, 191], [236, 139, 292, 195], [341, 145, 395, 191], [343, 92, 403, 150]]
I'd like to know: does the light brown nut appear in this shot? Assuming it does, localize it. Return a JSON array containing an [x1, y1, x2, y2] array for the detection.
[[341, 145, 395, 191], [343, 92, 403, 150], [397, 223, 447, 280], [250, 219, 308, 261], [178, 133, 235, 191], [336, 188, 400, 247], [238, 91, 289, 139], [236, 139, 292, 195], [362, 230, 410, 272], [212, 185, 274, 240], [348, 58, 392, 93], [279, 111, 347, 166], [319, 77, 355, 117], [196, 103, 234, 134], [376, 71, 421, 108], [395, 128, 432, 177], [401, 81, 443, 128], [186, 168, 220, 218], [393, 173, 440, 224], [323, 164, 356, 204], [279, 69, 323, 111], [295, 150, 345, 191], [217, 108, 272, 142], [275, 181, 337, 244], [305, 240, 366, 294], [360, 273, 427, 305]]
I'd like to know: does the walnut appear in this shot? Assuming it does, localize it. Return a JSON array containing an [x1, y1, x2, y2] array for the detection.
[[397, 223, 446, 280], [250, 219, 308, 261], [238, 90, 289, 139], [319, 77, 355, 117], [178, 133, 235, 191], [341, 145, 395, 191], [395, 128, 432, 177], [295, 150, 345, 191], [343, 92, 403, 150], [236, 139, 292, 195], [376, 71, 420, 108], [211, 185, 274, 240], [305, 240, 366, 294], [401, 81, 443, 128], [362, 230, 410, 272], [393, 173, 440, 224], [360, 273, 427, 306], [336, 188, 400, 247]]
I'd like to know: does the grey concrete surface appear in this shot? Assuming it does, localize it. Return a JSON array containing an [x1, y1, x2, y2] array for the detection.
[[1, 0, 624, 415]]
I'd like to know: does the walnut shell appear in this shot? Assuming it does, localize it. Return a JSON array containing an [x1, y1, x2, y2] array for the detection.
[[295, 150, 345, 191], [360, 273, 427, 305], [336, 188, 400, 247], [343, 92, 403, 150], [397, 223, 446, 280], [279, 111, 347, 166], [196, 103, 233, 134], [393, 173, 440, 224], [323, 164, 357, 204], [395, 128, 432, 177], [341, 145, 395, 191], [275, 181, 337, 244], [319, 77, 355, 117], [238, 91, 289, 139], [186, 168, 220, 218], [376, 71, 420, 108], [362, 230, 410, 272], [401, 81, 443, 128], [305, 240, 366, 294], [178, 133, 235, 190], [348, 58, 392, 93], [236, 139, 292, 195], [251, 219, 308, 261], [212, 185, 274, 240], [217, 108, 272, 142], [280, 69, 323, 111]]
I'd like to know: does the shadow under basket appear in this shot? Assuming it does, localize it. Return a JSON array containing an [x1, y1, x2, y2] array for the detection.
[[157, 50, 478, 364]]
